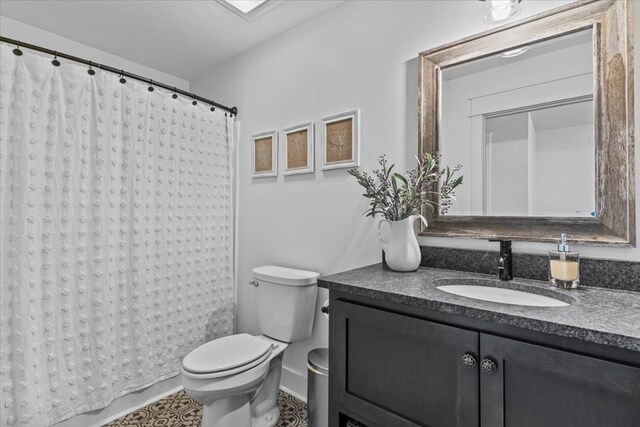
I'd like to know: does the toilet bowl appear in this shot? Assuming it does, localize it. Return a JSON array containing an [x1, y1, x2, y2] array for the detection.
[[182, 266, 319, 427], [182, 334, 288, 427]]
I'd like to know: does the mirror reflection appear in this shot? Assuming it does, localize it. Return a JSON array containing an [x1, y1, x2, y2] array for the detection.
[[441, 28, 595, 217]]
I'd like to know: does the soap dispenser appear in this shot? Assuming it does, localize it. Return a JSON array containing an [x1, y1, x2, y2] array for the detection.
[[548, 233, 580, 289]]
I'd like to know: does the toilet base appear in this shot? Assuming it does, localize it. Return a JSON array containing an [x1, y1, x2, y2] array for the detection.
[[203, 392, 280, 427], [185, 337, 289, 427], [252, 406, 280, 427], [250, 352, 283, 427], [203, 395, 251, 427]]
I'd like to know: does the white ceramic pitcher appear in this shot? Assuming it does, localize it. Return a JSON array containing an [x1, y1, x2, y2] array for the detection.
[[378, 214, 422, 272]]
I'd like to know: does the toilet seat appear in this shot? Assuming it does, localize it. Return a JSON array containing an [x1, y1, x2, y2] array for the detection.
[[182, 348, 272, 380], [182, 334, 273, 379]]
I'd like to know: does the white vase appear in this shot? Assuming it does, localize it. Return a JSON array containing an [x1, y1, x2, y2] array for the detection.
[[378, 215, 422, 272]]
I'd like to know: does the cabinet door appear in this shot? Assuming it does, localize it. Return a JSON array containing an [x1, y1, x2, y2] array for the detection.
[[480, 333, 640, 427], [332, 300, 479, 427]]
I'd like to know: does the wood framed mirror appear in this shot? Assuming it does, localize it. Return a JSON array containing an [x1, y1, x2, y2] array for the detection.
[[419, 0, 635, 246]]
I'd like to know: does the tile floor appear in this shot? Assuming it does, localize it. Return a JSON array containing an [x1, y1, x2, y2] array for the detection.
[[104, 390, 307, 427]]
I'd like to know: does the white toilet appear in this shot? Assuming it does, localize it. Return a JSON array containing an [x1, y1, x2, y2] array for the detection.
[[182, 265, 319, 427]]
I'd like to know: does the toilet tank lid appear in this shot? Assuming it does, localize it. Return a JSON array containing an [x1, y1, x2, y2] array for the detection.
[[252, 265, 320, 286]]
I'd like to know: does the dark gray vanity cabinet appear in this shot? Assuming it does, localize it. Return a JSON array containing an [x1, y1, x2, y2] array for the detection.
[[480, 334, 640, 427], [330, 299, 640, 427], [332, 299, 479, 427]]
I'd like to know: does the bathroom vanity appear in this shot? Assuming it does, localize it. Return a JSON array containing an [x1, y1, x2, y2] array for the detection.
[[319, 265, 640, 427]]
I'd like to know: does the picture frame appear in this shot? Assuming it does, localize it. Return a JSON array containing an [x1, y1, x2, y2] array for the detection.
[[283, 122, 315, 175], [251, 131, 278, 178], [321, 109, 360, 170]]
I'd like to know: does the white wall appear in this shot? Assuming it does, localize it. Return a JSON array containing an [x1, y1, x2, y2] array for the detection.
[[189, 0, 618, 398], [0, 16, 189, 89], [0, 14, 193, 427]]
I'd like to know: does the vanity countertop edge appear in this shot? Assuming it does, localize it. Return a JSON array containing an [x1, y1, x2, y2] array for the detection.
[[318, 264, 640, 353]]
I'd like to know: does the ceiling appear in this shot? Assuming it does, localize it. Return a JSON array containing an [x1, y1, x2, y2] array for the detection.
[[0, 0, 345, 80]]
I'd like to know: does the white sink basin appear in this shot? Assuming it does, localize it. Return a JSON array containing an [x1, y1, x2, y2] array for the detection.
[[437, 284, 570, 307]]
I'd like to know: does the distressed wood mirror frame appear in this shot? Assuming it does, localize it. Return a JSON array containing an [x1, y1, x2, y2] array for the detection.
[[419, 0, 635, 246]]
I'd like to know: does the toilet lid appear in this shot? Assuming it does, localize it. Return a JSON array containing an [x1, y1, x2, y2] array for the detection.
[[252, 265, 319, 286], [182, 334, 272, 374]]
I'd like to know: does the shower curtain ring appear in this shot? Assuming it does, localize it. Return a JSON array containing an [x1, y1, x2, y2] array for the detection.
[[210, 104, 215, 112], [148, 79, 154, 92], [172, 88, 178, 99], [12, 43, 23, 56], [119, 70, 126, 84], [192, 94, 197, 106], [87, 61, 96, 76], [52, 51, 60, 67]]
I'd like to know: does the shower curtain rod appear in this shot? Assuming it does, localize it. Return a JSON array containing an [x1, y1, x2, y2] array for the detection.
[[0, 36, 238, 116]]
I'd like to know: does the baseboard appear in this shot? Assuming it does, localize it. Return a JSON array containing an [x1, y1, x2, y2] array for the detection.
[[54, 365, 308, 426], [280, 365, 307, 402], [98, 383, 184, 427], [53, 375, 183, 427]]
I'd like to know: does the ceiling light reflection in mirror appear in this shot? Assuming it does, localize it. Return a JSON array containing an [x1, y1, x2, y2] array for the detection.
[[224, 0, 268, 13]]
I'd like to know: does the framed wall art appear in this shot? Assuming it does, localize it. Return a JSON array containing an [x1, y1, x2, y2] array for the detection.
[[321, 109, 360, 170], [252, 131, 278, 178], [283, 122, 314, 175]]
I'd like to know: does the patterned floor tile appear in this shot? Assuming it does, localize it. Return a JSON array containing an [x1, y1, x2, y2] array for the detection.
[[104, 390, 307, 427]]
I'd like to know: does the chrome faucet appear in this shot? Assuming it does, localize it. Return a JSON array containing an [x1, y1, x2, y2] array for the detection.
[[489, 239, 513, 281]]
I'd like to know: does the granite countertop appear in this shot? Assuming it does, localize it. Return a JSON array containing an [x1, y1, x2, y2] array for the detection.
[[318, 264, 640, 353]]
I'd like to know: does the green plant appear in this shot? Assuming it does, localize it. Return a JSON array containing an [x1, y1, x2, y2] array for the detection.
[[347, 153, 463, 221]]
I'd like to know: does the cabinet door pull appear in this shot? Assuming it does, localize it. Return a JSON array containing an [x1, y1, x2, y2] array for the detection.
[[461, 352, 477, 369], [480, 357, 498, 374]]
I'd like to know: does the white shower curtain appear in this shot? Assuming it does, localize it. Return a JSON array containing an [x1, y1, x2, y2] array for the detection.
[[0, 44, 235, 426]]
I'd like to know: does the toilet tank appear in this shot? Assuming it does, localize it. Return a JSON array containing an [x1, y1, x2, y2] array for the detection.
[[252, 265, 319, 342]]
